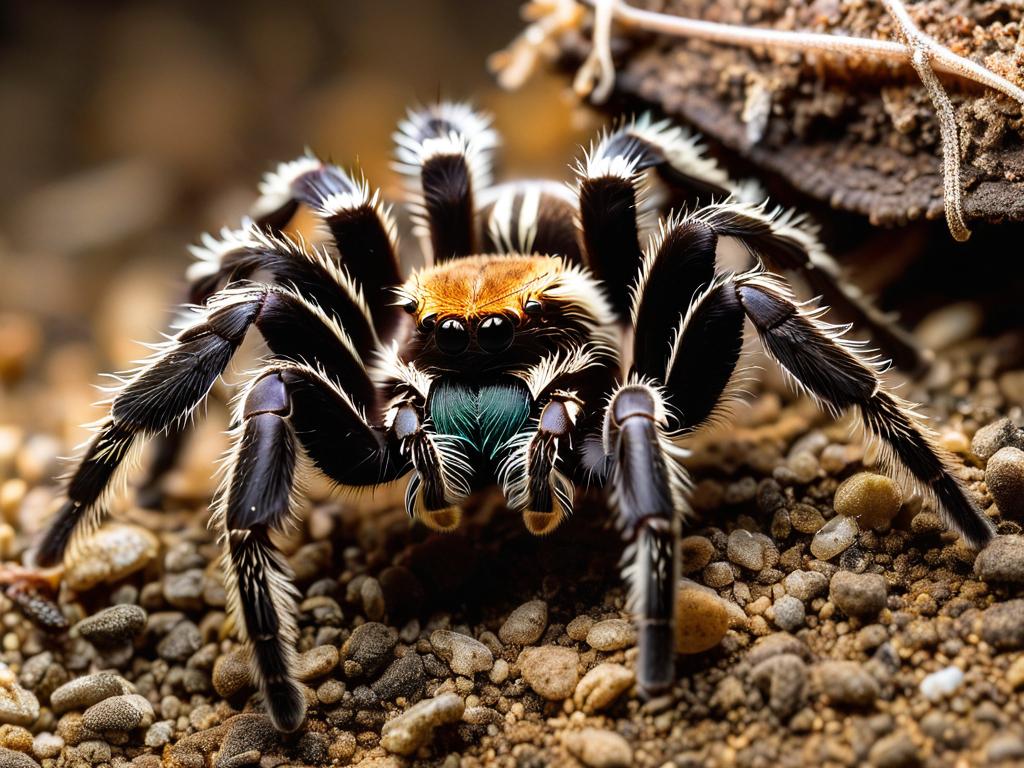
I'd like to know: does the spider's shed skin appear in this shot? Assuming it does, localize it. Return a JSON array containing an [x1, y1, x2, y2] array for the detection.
[[36, 102, 994, 732]]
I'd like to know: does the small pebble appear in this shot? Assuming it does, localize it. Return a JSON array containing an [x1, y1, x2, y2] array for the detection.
[[360, 577, 386, 621], [816, 660, 880, 707], [31, 733, 63, 760], [789, 504, 826, 534], [342, 622, 397, 678], [212, 649, 251, 698], [63, 524, 159, 591], [868, 730, 920, 768], [702, 561, 735, 588], [144, 720, 174, 748], [585, 619, 636, 651], [50, 673, 134, 714], [784, 570, 828, 602], [372, 654, 426, 701], [919, 666, 963, 701], [563, 728, 632, 768], [727, 529, 767, 570], [379, 693, 464, 756], [974, 535, 1024, 583], [156, 621, 202, 662], [0, 747, 40, 768], [829, 571, 888, 619], [0, 666, 40, 727], [566, 615, 594, 642], [979, 599, 1024, 650], [74, 604, 147, 647], [430, 630, 493, 676], [574, 663, 634, 713], [986, 447, 1024, 517], [972, 417, 1024, 461], [750, 653, 807, 718], [163, 569, 205, 611], [518, 646, 579, 700], [295, 645, 339, 681], [680, 536, 715, 574], [771, 595, 805, 632], [833, 472, 902, 529], [498, 600, 548, 646], [81, 693, 154, 732], [810, 516, 859, 560], [675, 583, 730, 654]]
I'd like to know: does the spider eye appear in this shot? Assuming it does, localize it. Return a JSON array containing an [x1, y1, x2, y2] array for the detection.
[[477, 315, 514, 353], [420, 313, 437, 332], [435, 318, 469, 354], [523, 299, 543, 317]]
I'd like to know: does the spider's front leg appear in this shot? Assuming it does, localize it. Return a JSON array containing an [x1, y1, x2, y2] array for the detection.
[[218, 363, 405, 732]]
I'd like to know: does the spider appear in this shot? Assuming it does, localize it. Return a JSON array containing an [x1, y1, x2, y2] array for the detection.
[[32, 102, 994, 733]]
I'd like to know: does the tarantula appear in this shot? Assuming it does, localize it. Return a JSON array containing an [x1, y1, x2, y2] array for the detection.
[[34, 102, 994, 732]]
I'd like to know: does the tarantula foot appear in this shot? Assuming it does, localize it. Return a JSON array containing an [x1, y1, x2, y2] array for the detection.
[[522, 509, 564, 535], [420, 505, 463, 532]]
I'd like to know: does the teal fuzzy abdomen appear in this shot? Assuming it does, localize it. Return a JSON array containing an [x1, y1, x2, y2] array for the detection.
[[428, 376, 532, 461]]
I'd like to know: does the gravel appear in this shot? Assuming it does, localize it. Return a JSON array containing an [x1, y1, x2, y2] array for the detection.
[[833, 472, 903, 529], [974, 535, 1024, 583], [985, 447, 1024, 517], [518, 646, 580, 700], [585, 619, 636, 651], [429, 630, 494, 676], [563, 728, 633, 768], [816, 660, 880, 707], [498, 600, 548, 646], [979, 599, 1024, 650], [341, 622, 396, 678], [49, 673, 134, 714], [829, 571, 888, 619], [81, 694, 155, 732], [379, 693, 464, 756], [74, 604, 147, 647], [810, 515, 860, 560], [371, 653, 426, 701], [573, 663, 634, 713], [674, 583, 730, 654]]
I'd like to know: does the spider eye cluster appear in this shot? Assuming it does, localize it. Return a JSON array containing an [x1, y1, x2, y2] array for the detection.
[[423, 314, 517, 355]]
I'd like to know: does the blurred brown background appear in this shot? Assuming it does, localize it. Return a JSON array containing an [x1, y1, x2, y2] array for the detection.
[[0, 0, 601, 440]]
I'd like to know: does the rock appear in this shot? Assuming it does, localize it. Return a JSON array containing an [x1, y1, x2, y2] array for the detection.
[[82, 694, 154, 732], [980, 599, 1024, 650], [771, 595, 805, 632], [790, 504, 826, 534], [163, 569, 205, 610], [816, 660, 880, 707], [0, 747, 40, 768], [215, 714, 279, 768], [0, 666, 39, 727], [585, 619, 637, 651], [810, 516, 859, 560], [784, 570, 828, 602], [50, 673, 134, 714], [212, 650, 251, 698], [499, 600, 548, 646], [74, 604, 147, 647], [919, 666, 963, 701], [489, 659, 510, 685], [680, 536, 715, 574], [986, 448, 1024, 517], [63, 524, 159, 591], [985, 734, 1024, 764], [830, 571, 887, 619], [430, 630, 493, 676], [360, 577, 385, 622], [144, 720, 174, 748], [702, 561, 735, 588], [31, 733, 62, 760], [342, 622, 396, 678], [18, 653, 66, 702], [295, 645, 339, 681], [372, 654, 426, 701], [157, 621, 202, 662], [833, 472, 902, 529], [675, 583, 730, 654], [746, 633, 812, 665], [750, 653, 807, 718], [562, 728, 632, 768], [379, 693, 464, 756], [727, 529, 769, 570], [566, 615, 594, 642], [972, 418, 1024, 461], [974, 536, 1024, 583], [518, 646, 579, 700], [573, 663, 634, 713], [868, 731, 920, 768]]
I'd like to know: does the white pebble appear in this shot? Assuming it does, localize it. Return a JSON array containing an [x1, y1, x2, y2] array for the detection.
[[919, 666, 963, 701]]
